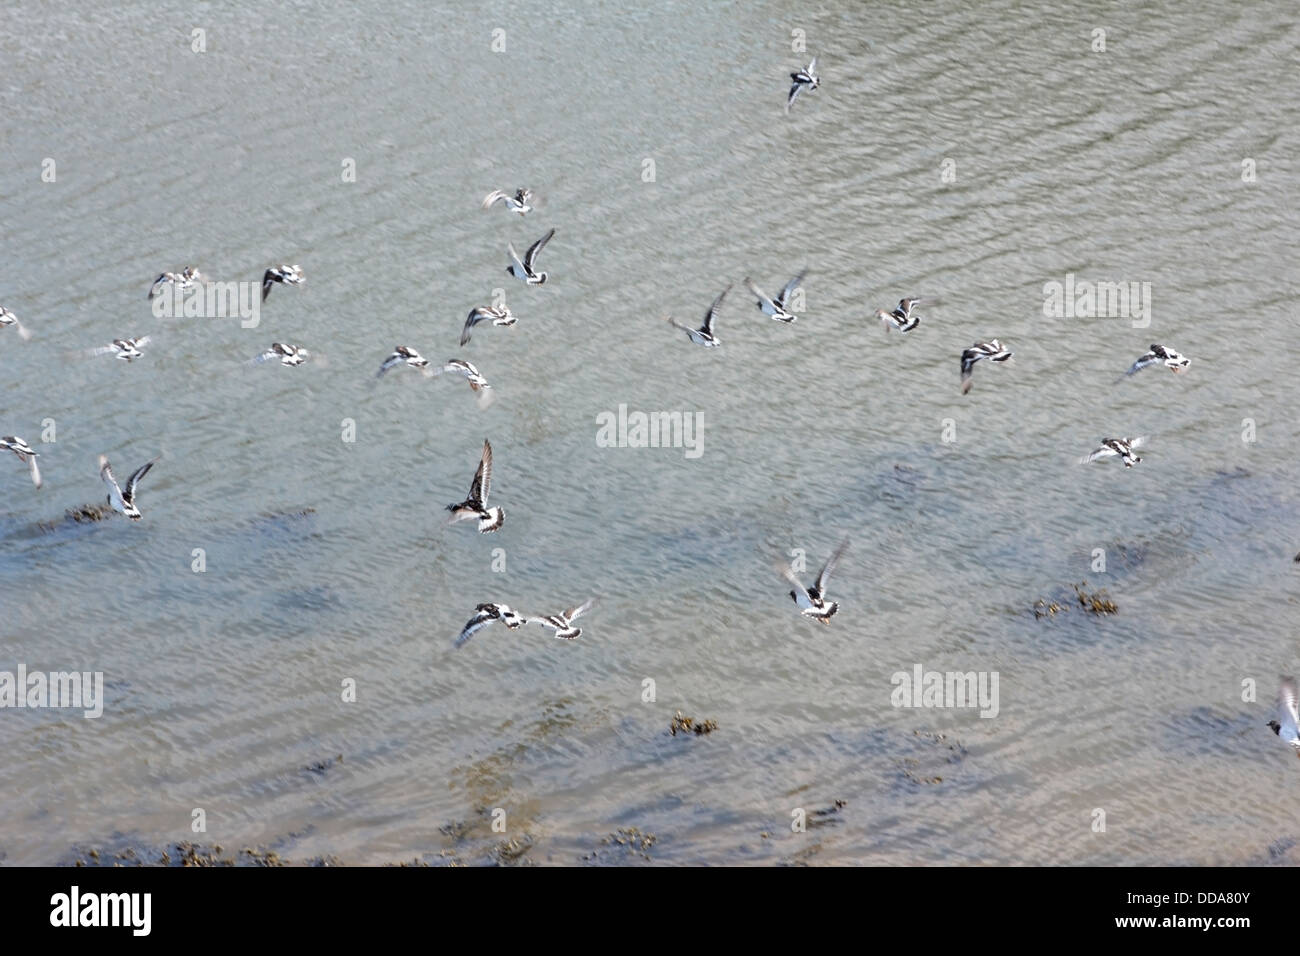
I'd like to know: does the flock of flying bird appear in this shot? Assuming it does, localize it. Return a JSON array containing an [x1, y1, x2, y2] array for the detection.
[[4, 54, 1296, 755], [0, 184, 582, 647]]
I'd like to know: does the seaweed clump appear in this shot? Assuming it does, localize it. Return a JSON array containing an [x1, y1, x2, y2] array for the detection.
[[1072, 580, 1117, 615], [669, 711, 718, 736], [38, 504, 114, 532], [1033, 580, 1118, 618]]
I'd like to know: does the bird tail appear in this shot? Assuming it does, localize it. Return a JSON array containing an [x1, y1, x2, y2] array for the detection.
[[477, 507, 504, 533]]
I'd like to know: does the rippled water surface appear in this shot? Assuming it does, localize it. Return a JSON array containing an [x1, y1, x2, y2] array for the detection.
[[1, 0, 1298, 865]]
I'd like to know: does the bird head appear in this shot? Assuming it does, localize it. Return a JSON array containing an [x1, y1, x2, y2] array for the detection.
[[1269, 720, 1282, 736]]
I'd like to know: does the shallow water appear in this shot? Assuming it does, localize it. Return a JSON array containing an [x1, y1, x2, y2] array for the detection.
[[1, 0, 1298, 865]]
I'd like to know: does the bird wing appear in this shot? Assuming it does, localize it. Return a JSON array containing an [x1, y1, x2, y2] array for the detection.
[[481, 190, 507, 210], [961, 349, 978, 378], [461, 308, 490, 346], [1282, 678, 1300, 729], [99, 456, 126, 510], [469, 440, 493, 506], [703, 284, 731, 334], [779, 562, 812, 605], [778, 269, 808, 309], [524, 228, 555, 271], [433, 361, 468, 380], [455, 609, 495, 647], [562, 598, 595, 624], [506, 243, 527, 276], [1126, 352, 1158, 375], [815, 538, 849, 594], [1079, 445, 1119, 464], [745, 278, 777, 314], [124, 457, 158, 504], [376, 352, 406, 377]]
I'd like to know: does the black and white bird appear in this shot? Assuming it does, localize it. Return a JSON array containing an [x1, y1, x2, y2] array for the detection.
[[1267, 677, 1300, 760], [1079, 437, 1146, 468], [960, 340, 1013, 394], [376, 345, 430, 378], [99, 454, 158, 520], [1124, 344, 1191, 376], [0, 436, 42, 489], [780, 538, 848, 624], [433, 358, 492, 393], [481, 188, 533, 215], [147, 266, 202, 299], [455, 603, 527, 647], [786, 57, 820, 111], [0, 307, 32, 341], [506, 228, 555, 285], [252, 343, 310, 366], [526, 598, 595, 641], [81, 337, 151, 362], [446, 439, 504, 533], [746, 270, 806, 323], [877, 297, 923, 333], [667, 285, 729, 348], [262, 265, 305, 302], [460, 305, 516, 346]]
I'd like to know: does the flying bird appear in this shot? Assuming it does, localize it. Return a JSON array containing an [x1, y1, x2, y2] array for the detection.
[[455, 603, 527, 647], [78, 337, 152, 362], [506, 228, 555, 285], [1124, 344, 1191, 377], [0, 436, 42, 489], [0, 307, 32, 341], [877, 297, 923, 333], [1267, 677, 1300, 760], [746, 270, 807, 323], [786, 57, 820, 112], [446, 439, 504, 533], [780, 538, 848, 623], [147, 266, 203, 299], [526, 598, 595, 641], [262, 265, 305, 302], [667, 285, 730, 348], [99, 455, 158, 520], [960, 340, 1013, 393], [251, 343, 310, 366], [433, 358, 491, 391], [376, 345, 430, 378], [460, 305, 516, 346], [481, 188, 533, 215], [1079, 436, 1146, 468]]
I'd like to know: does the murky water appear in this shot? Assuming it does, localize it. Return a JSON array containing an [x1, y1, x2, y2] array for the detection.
[[1, 0, 1298, 865]]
